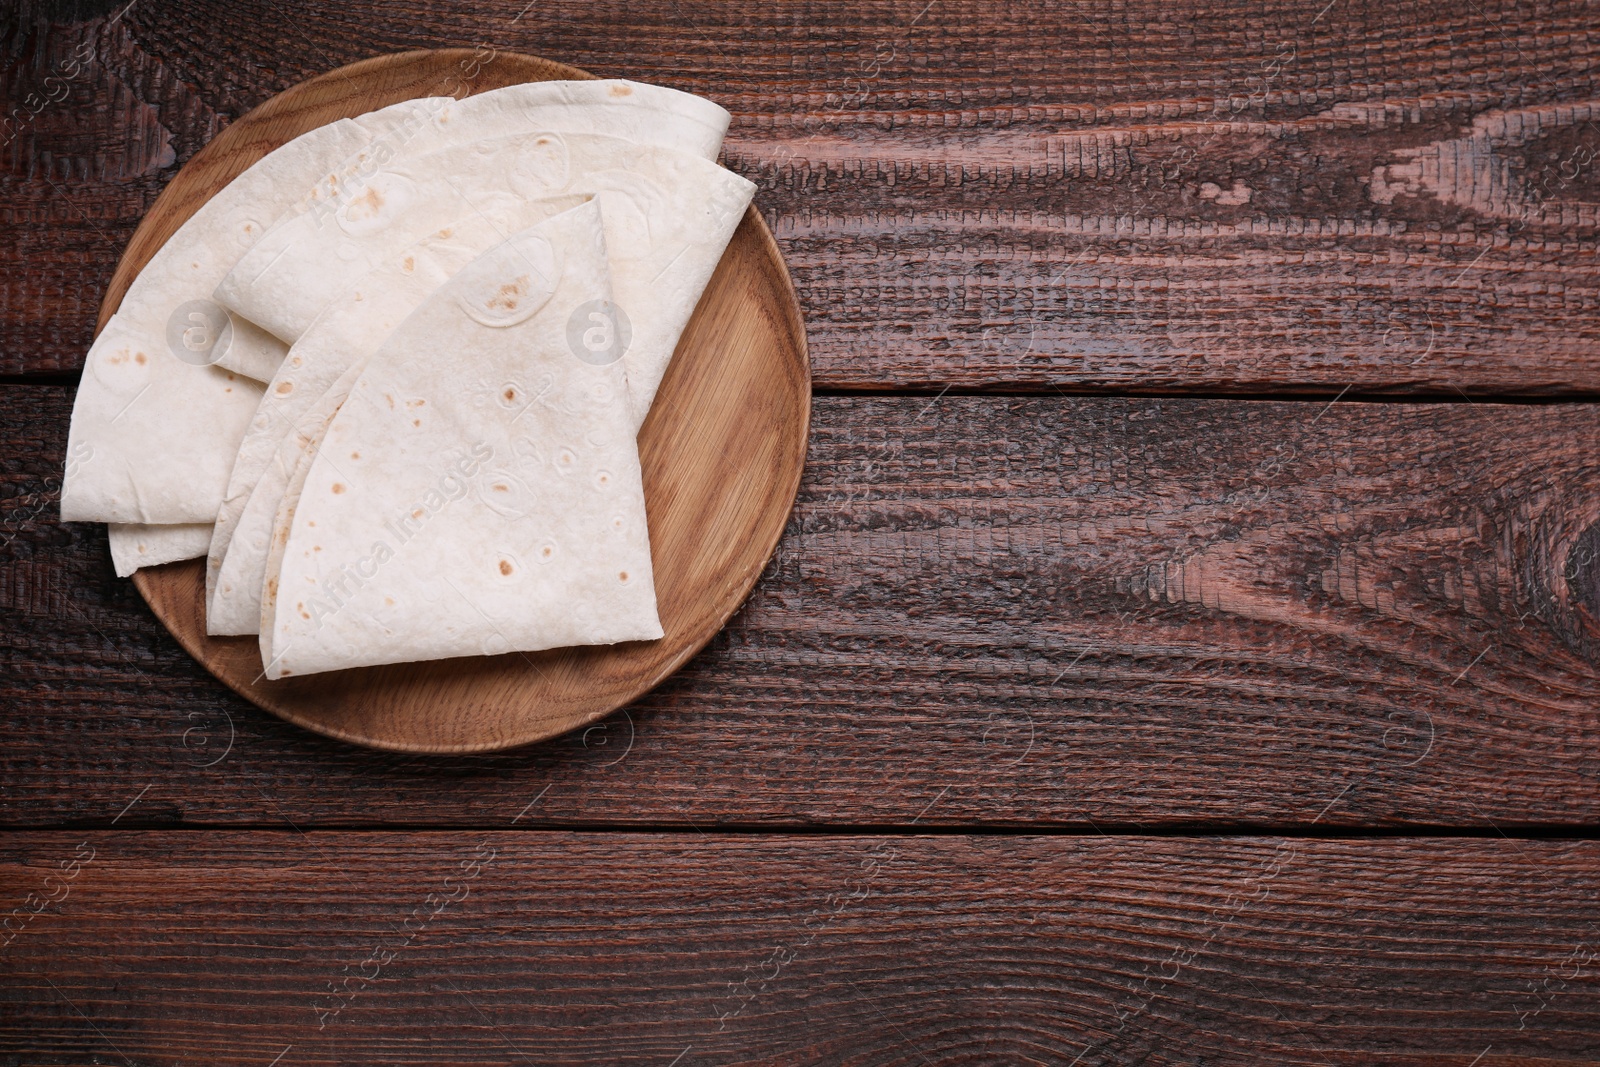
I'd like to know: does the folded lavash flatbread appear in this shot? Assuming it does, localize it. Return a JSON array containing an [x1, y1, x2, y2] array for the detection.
[[208, 139, 751, 634], [64, 78, 729, 534], [205, 196, 589, 634], [259, 199, 660, 678], [108, 523, 215, 577], [60, 100, 448, 526], [252, 78, 728, 263], [218, 131, 754, 431], [218, 79, 728, 345]]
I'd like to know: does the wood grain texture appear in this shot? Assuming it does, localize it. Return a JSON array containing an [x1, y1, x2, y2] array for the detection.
[[2, 832, 1598, 1064], [5, 1, 1600, 392], [97, 49, 810, 753], [8, 386, 1600, 827], [10, 5, 1598, 1054]]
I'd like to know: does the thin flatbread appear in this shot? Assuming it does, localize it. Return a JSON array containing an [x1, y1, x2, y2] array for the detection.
[[107, 523, 213, 577], [64, 77, 727, 531], [219, 132, 755, 429], [60, 99, 446, 524], [261, 200, 661, 678], [217, 81, 731, 345], [206, 196, 588, 634], [209, 141, 750, 633]]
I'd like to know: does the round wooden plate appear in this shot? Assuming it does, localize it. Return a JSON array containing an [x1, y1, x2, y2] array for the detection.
[[107, 50, 810, 754]]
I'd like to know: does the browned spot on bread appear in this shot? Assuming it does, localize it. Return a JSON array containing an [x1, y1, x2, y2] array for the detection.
[[487, 275, 530, 313], [347, 185, 384, 218], [609, 83, 632, 97], [619, 571, 628, 581], [498, 560, 512, 575], [503, 387, 516, 401], [331, 483, 345, 494], [134, 351, 146, 365], [275, 381, 293, 395]]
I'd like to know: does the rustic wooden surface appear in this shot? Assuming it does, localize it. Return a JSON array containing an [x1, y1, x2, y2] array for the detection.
[[4, 833, 1600, 1065], [8, 386, 1600, 828], [5, 0, 1600, 393], [4, 0, 1600, 1060]]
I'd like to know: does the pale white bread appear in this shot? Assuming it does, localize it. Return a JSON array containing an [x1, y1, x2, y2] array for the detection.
[[64, 318, 264, 524], [208, 78, 716, 374], [215, 314, 293, 383], [205, 195, 589, 635], [258, 79, 727, 262], [394, 78, 729, 165], [256, 370, 356, 648], [208, 141, 751, 633], [217, 131, 755, 429], [61, 77, 722, 527], [216, 80, 732, 346], [107, 523, 213, 576], [60, 98, 447, 524], [260, 200, 661, 678]]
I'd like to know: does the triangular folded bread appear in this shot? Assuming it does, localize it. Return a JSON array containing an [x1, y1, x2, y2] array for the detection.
[[64, 79, 729, 535], [208, 137, 752, 633], [219, 132, 754, 430], [260, 200, 661, 678], [60, 101, 444, 525], [206, 196, 589, 634]]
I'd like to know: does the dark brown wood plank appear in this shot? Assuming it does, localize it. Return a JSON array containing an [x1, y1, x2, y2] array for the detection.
[[4, 2, 1600, 391], [2, 832, 1597, 1064], [6, 385, 1600, 828]]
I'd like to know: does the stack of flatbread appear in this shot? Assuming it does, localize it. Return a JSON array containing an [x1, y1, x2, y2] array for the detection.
[[60, 80, 755, 679]]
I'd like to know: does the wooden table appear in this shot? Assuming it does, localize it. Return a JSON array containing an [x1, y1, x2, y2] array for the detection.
[[4, 1, 1599, 1062]]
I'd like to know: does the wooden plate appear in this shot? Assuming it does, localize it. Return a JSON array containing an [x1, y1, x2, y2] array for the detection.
[[106, 50, 810, 754]]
